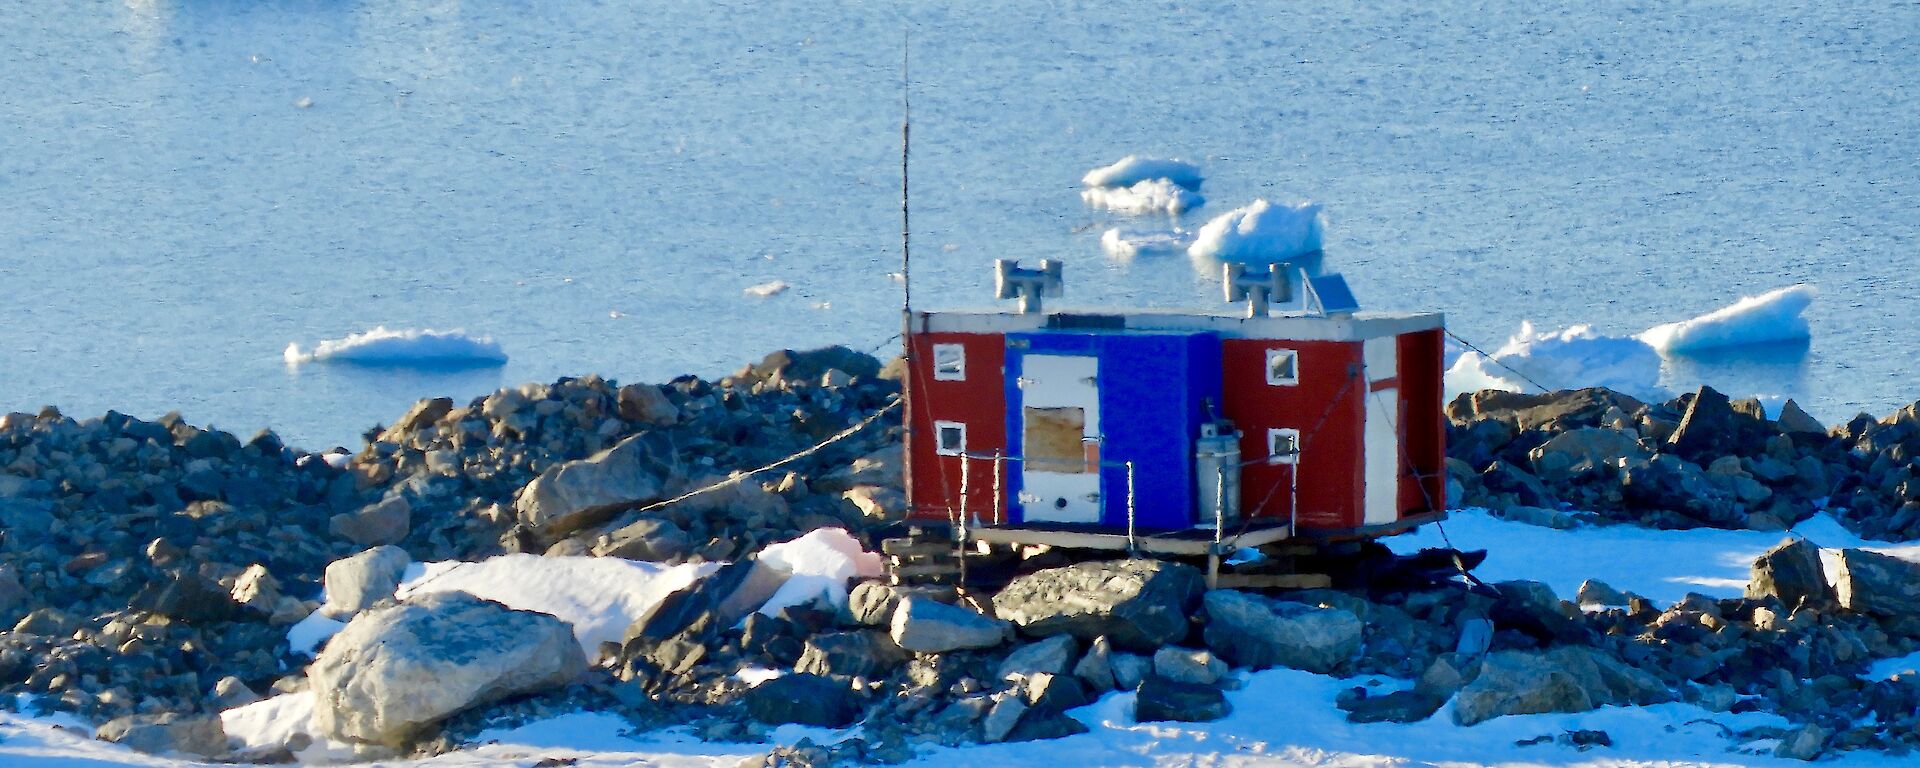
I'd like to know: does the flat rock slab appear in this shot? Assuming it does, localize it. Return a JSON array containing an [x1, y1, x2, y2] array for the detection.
[[993, 559, 1203, 652]]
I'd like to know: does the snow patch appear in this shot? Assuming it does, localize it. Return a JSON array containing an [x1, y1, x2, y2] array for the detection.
[[396, 554, 716, 659], [754, 527, 884, 617], [221, 692, 358, 763], [1080, 155, 1203, 190], [1098, 227, 1190, 258], [1445, 322, 1667, 402], [1186, 199, 1325, 263], [286, 611, 346, 658], [744, 280, 790, 298], [283, 326, 507, 367], [1640, 284, 1816, 355]]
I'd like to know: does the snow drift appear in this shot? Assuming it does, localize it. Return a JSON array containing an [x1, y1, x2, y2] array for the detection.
[[1099, 227, 1191, 259], [753, 527, 885, 617], [396, 554, 715, 658], [1445, 322, 1666, 402], [1080, 155, 1203, 190], [1640, 284, 1815, 355], [283, 326, 507, 367], [1187, 199, 1325, 263]]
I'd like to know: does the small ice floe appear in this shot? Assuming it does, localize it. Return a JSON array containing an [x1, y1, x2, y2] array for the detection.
[[744, 280, 790, 298], [294, 96, 314, 109], [1639, 284, 1815, 356], [1081, 179, 1205, 215], [283, 327, 507, 367], [1099, 227, 1191, 259], [1187, 199, 1325, 263], [1081, 155, 1205, 215], [1445, 322, 1666, 402]]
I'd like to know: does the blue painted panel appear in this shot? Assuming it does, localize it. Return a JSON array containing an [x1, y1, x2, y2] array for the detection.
[[1005, 330, 1223, 530]]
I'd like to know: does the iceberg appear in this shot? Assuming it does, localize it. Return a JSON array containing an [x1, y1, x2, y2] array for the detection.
[[1080, 178, 1204, 214], [283, 326, 507, 367], [1080, 155, 1203, 190], [744, 280, 790, 298], [1445, 322, 1667, 402], [1639, 284, 1815, 355], [1187, 199, 1325, 263]]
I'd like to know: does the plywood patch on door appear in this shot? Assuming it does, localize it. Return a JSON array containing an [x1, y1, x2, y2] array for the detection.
[[1024, 406, 1088, 473]]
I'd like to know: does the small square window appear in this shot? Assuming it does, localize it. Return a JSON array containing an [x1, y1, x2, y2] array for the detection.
[[1267, 428, 1300, 464], [934, 421, 967, 456], [1265, 349, 1299, 386], [933, 344, 966, 381]]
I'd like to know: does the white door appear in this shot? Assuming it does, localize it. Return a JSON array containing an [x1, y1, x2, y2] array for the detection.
[[1364, 387, 1402, 525], [1018, 355, 1101, 524]]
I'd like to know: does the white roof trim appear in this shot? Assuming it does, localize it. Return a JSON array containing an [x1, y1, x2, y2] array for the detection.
[[912, 309, 1442, 341]]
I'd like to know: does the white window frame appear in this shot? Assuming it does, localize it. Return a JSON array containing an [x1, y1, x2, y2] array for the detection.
[[1264, 348, 1300, 386], [1267, 427, 1301, 464], [932, 343, 966, 381], [933, 420, 967, 456]]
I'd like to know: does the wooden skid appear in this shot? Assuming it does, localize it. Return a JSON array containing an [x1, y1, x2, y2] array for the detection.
[[966, 522, 1293, 556]]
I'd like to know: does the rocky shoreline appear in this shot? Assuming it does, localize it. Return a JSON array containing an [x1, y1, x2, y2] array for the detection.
[[9, 347, 1920, 764]]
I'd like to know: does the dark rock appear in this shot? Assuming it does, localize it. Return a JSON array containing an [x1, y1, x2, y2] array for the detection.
[[1002, 707, 1091, 742], [1134, 676, 1231, 723], [1747, 537, 1836, 610], [1452, 647, 1671, 726], [1446, 388, 1647, 432], [993, 560, 1204, 651], [1668, 386, 1761, 460], [131, 571, 258, 623], [753, 347, 882, 384], [795, 631, 908, 679], [745, 674, 862, 728], [1202, 590, 1362, 673], [1340, 689, 1445, 724], [1021, 672, 1091, 713]]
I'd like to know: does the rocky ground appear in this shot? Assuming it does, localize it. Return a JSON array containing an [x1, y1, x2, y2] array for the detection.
[[11, 349, 1920, 764]]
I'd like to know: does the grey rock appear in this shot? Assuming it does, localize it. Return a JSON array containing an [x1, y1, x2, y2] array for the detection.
[[591, 517, 691, 562], [842, 485, 906, 522], [745, 674, 862, 728], [1134, 676, 1231, 723], [1003, 706, 1091, 742], [1202, 590, 1362, 674], [132, 570, 256, 623], [1746, 537, 1835, 610], [1776, 399, 1826, 435], [329, 495, 412, 547], [1341, 689, 1445, 724], [1528, 428, 1647, 481], [1774, 723, 1828, 761], [890, 595, 1011, 653], [1020, 672, 1092, 713], [229, 564, 283, 614], [979, 693, 1028, 743], [1575, 579, 1629, 607], [993, 559, 1203, 651], [1451, 647, 1671, 726], [321, 545, 410, 619], [96, 713, 228, 758], [1833, 548, 1920, 617], [1073, 636, 1116, 691], [0, 565, 25, 619], [515, 431, 677, 537], [384, 397, 453, 437], [210, 675, 261, 709], [845, 580, 902, 626], [1110, 653, 1151, 691], [13, 607, 81, 637], [310, 592, 587, 747], [616, 384, 679, 425], [997, 635, 1079, 681], [1153, 646, 1227, 686], [796, 630, 908, 679], [814, 446, 902, 495], [1499, 505, 1579, 529]]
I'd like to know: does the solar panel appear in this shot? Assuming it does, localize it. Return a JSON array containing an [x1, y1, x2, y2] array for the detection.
[[1306, 274, 1360, 315]]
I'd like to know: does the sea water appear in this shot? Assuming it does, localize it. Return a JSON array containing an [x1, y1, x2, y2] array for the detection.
[[2, 0, 1915, 448]]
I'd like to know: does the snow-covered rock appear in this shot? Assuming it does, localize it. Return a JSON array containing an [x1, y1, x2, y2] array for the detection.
[[395, 553, 713, 658], [1187, 199, 1325, 263], [310, 591, 587, 747], [1445, 322, 1666, 402], [753, 527, 885, 616], [1640, 284, 1815, 355], [283, 327, 507, 366]]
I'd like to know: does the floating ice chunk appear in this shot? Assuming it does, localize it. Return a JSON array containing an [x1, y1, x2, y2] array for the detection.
[[1639, 284, 1815, 355], [283, 326, 507, 367], [1187, 199, 1325, 263], [755, 527, 884, 616], [1081, 179, 1205, 214], [1081, 155, 1203, 190], [1445, 322, 1666, 402], [1099, 227, 1191, 258], [745, 280, 790, 298]]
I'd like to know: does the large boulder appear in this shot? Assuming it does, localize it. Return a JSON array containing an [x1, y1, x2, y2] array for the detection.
[[1667, 386, 1765, 460], [616, 383, 679, 425], [310, 592, 587, 747], [745, 673, 863, 727], [993, 560, 1204, 651], [591, 517, 692, 562], [1446, 388, 1647, 432], [329, 495, 411, 547], [1747, 537, 1836, 610], [1451, 647, 1671, 726], [515, 431, 678, 537], [796, 630, 908, 678], [1528, 428, 1647, 482], [890, 595, 1012, 653], [1201, 590, 1362, 674], [1833, 549, 1920, 617], [95, 713, 228, 758], [321, 545, 410, 619]]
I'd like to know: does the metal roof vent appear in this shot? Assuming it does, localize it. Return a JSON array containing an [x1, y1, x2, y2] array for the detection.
[[995, 259, 1063, 314]]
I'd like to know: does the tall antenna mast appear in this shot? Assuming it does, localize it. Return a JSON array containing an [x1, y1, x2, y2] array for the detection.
[[899, 27, 912, 318]]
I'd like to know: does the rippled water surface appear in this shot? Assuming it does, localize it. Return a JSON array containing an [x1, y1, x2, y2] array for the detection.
[[3, 1, 1915, 448]]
